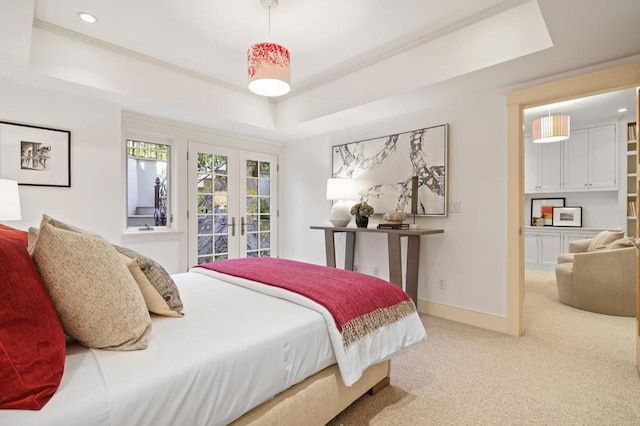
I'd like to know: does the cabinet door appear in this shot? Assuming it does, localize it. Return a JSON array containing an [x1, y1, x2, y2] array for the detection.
[[588, 125, 617, 189], [563, 129, 590, 190], [538, 232, 561, 267], [524, 232, 539, 265], [540, 141, 562, 192], [524, 137, 539, 193]]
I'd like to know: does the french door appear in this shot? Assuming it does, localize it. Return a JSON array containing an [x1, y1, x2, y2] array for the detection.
[[188, 141, 278, 266]]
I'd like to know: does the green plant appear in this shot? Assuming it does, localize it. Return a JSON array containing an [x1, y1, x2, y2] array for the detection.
[[350, 201, 374, 217]]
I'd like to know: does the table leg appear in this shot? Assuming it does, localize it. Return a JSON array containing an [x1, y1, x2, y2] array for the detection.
[[405, 235, 420, 305], [345, 231, 356, 271], [323, 229, 336, 268], [387, 233, 403, 289]]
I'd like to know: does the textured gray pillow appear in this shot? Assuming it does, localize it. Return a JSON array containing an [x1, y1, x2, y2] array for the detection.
[[32, 223, 151, 350], [114, 245, 184, 316]]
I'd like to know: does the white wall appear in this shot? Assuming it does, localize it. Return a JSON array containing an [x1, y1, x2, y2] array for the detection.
[[0, 82, 282, 275], [280, 91, 509, 317], [0, 82, 124, 243]]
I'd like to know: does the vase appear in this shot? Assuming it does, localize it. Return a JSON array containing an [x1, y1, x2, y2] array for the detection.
[[355, 214, 369, 228]]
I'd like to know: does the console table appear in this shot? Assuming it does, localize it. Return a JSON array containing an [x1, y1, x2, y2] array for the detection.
[[310, 225, 444, 304]]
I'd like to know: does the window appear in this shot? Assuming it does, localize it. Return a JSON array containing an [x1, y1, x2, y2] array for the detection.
[[126, 139, 171, 228]]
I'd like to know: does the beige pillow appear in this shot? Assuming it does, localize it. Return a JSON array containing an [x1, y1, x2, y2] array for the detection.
[[587, 230, 624, 251], [30, 214, 183, 317], [605, 236, 637, 250], [119, 253, 183, 317], [114, 245, 184, 316], [32, 223, 151, 351]]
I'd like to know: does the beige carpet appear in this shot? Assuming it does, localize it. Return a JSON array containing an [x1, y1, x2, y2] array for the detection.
[[328, 269, 640, 425]]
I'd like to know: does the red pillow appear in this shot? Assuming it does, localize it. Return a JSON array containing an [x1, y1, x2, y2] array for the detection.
[[0, 236, 66, 410], [0, 223, 27, 247]]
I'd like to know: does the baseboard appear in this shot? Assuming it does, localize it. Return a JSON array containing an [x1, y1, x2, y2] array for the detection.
[[417, 300, 509, 334]]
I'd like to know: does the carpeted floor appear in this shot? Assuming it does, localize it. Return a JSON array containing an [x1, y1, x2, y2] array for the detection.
[[328, 269, 640, 425]]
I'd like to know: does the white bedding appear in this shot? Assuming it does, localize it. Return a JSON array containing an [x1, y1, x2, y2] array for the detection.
[[2, 271, 335, 426], [193, 267, 428, 386]]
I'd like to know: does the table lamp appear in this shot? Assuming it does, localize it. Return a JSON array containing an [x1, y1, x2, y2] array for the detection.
[[0, 179, 22, 221], [326, 178, 355, 227]]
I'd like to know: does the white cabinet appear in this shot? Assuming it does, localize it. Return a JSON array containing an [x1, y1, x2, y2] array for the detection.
[[524, 136, 562, 193], [563, 125, 617, 191], [524, 229, 562, 270]]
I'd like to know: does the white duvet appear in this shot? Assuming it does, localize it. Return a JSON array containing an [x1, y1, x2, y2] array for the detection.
[[1, 269, 425, 426]]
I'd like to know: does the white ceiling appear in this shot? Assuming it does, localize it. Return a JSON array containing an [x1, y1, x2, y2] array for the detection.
[[33, 0, 511, 91], [12, 0, 640, 140]]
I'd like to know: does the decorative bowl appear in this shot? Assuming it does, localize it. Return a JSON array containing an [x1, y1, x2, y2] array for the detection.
[[383, 211, 407, 223]]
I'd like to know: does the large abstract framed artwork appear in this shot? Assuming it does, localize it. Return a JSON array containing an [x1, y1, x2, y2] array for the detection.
[[332, 124, 448, 216], [0, 121, 71, 187]]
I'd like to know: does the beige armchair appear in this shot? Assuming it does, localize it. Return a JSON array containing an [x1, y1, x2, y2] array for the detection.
[[555, 237, 637, 317]]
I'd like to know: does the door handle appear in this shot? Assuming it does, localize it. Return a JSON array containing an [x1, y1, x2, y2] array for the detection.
[[241, 216, 246, 236], [228, 216, 236, 237]]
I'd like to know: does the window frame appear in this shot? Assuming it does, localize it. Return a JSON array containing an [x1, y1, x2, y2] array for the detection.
[[124, 132, 174, 231]]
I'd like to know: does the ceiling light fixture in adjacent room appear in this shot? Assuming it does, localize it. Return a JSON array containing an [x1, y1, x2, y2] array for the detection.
[[78, 12, 98, 24], [532, 113, 570, 143], [247, 0, 291, 97]]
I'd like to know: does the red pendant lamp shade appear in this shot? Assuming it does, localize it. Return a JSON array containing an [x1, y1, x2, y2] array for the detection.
[[247, 42, 291, 97]]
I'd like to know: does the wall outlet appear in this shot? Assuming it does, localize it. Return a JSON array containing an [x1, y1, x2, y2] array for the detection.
[[438, 278, 447, 289], [373, 267, 380, 277]]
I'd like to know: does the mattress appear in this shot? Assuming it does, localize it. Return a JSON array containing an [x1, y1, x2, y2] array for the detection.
[[1, 271, 335, 426]]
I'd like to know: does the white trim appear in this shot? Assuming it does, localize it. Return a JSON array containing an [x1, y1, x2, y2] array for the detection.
[[417, 299, 508, 334]]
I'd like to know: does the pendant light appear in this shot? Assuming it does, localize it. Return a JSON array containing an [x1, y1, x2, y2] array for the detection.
[[532, 112, 570, 143], [247, 0, 291, 97]]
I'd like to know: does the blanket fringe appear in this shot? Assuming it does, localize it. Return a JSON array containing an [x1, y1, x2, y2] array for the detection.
[[342, 299, 417, 349]]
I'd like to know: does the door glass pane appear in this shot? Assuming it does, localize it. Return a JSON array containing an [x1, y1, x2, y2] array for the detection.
[[197, 152, 230, 264], [247, 178, 258, 195], [245, 159, 273, 258], [247, 160, 258, 177]]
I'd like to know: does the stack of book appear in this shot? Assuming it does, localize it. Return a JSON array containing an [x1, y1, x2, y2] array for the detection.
[[377, 223, 410, 230]]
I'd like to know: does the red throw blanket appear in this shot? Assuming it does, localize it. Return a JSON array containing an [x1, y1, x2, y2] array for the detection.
[[196, 257, 417, 348]]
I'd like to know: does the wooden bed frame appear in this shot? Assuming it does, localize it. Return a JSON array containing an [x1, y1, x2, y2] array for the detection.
[[232, 360, 391, 425]]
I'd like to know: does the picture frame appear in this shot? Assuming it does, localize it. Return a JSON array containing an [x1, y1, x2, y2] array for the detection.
[[332, 124, 448, 216], [0, 121, 71, 187], [531, 197, 565, 226], [552, 206, 582, 227]]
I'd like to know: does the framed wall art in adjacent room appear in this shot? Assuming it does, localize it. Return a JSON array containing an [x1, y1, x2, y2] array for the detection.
[[552, 206, 582, 227], [530, 197, 565, 226], [0, 121, 71, 187]]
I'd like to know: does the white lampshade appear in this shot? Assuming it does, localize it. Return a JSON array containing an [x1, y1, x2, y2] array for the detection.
[[0, 179, 21, 221], [532, 114, 570, 143], [248, 42, 291, 97], [326, 178, 356, 201]]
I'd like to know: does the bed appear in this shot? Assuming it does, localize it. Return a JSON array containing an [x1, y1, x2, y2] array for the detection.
[[0, 219, 426, 425]]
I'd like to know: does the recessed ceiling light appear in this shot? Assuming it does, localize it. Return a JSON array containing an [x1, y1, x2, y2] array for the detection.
[[618, 108, 628, 113], [78, 12, 98, 24]]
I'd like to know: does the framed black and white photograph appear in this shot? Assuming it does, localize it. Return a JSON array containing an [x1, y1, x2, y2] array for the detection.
[[552, 206, 582, 227], [332, 124, 448, 216], [531, 197, 565, 226], [0, 121, 71, 187]]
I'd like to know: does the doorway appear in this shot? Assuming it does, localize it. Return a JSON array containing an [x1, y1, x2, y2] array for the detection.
[[187, 141, 278, 266], [505, 62, 640, 343]]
